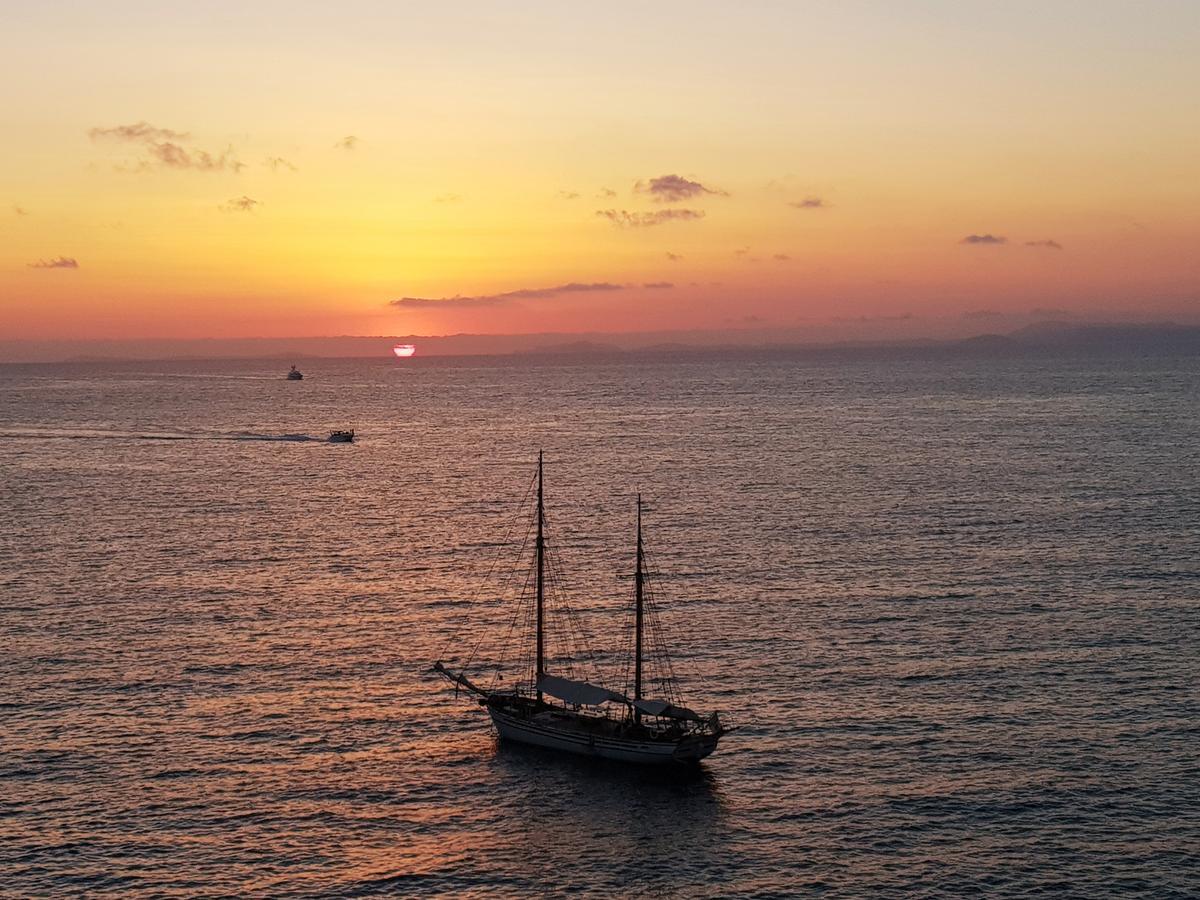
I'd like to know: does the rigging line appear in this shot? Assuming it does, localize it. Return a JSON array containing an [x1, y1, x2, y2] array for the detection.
[[549, 565, 586, 681], [558, 571, 601, 683], [492, 527, 538, 689], [541, 511, 586, 681], [550, 530, 605, 681], [499, 542, 538, 695], [618, 575, 637, 698], [561, 560, 602, 684], [647, 582, 682, 703], [468, 493, 537, 673], [544, 537, 600, 684], [435, 466, 538, 665], [486, 510, 539, 691], [646, 548, 696, 693], [470, 487, 537, 662], [638, 546, 684, 704], [517, 565, 537, 693]]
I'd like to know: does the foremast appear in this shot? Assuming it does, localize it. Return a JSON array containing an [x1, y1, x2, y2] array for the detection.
[[536, 450, 545, 702], [634, 493, 644, 724]]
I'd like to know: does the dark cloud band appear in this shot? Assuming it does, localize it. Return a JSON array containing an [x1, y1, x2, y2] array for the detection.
[[392, 281, 624, 308]]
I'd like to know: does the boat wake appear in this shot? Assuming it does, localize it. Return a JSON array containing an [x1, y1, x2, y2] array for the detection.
[[0, 427, 321, 442]]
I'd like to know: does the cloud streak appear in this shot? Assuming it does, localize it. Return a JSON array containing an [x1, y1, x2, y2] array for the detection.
[[391, 281, 623, 308], [596, 208, 705, 228], [790, 197, 827, 209], [150, 142, 241, 171], [88, 122, 189, 142], [265, 156, 297, 172], [636, 174, 726, 202], [1025, 239, 1064, 250], [642, 281, 674, 289], [89, 121, 242, 172], [28, 256, 79, 269], [336, 135, 359, 150], [960, 234, 1007, 245], [220, 195, 260, 213]]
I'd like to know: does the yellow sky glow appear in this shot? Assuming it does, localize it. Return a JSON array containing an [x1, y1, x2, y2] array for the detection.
[[2, 2, 1198, 341]]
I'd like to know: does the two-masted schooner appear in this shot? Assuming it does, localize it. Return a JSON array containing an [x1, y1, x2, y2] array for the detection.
[[433, 453, 731, 765]]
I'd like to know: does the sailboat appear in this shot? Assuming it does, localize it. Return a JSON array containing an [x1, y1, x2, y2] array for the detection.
[[433, 453, 732, 765]]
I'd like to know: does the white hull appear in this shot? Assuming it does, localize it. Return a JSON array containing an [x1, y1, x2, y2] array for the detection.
[[490, 707, 718, 764]]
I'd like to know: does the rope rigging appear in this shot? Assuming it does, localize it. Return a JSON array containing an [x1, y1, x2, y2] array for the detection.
[[442, 457, 694, 716]]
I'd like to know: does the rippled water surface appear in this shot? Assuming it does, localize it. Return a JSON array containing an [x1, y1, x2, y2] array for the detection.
[[2, 351, 1198, 897]]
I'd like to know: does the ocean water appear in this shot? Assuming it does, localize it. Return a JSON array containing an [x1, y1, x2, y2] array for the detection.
[[1, 350, 1198, 898]]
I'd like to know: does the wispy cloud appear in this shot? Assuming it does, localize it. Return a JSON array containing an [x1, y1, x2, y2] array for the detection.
[[28, 256, 78, 269], [635, 174, 727, 202], [665, 251, 683, 261], [1025, 239, 1063, 250], [220, 195, 260, 213], [88, 122, 189, 142], [773, 253, 791, 261], [265, 156, 297, 172], [336, 135, 359, 150], [13, 205, 29, 216], [434, 193, 463, 204], [596, 208, 705, 228], [89, 122, 242, 172], [790, 197, 827, 209], [558, 190, 581, 200], [150, 143, 241, 171], [960, 234, 1007, 245], [642, 281, 674, 289], [597, 187, 618, 199], [391, 281, 623, 308]]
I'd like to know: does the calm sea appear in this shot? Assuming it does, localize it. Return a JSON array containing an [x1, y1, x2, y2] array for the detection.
[[2, 350, 1198, 897]]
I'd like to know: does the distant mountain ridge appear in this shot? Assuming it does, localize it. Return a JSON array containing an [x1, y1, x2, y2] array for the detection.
[[4, 320, 1199, 363]]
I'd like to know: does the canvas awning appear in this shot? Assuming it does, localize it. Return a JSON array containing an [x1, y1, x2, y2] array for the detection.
[[632, 699, 704, 721], [537, 674, 627, 707]]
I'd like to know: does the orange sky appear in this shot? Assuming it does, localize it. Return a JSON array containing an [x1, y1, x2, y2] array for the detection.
[[2, 2, 1198, 342]]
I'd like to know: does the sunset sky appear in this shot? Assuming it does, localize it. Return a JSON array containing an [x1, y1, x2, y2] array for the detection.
[[2, 1, 1198, 342]]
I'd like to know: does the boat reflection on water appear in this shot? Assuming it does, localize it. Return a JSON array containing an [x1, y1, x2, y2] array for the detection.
[[485, 736, 729, 874]]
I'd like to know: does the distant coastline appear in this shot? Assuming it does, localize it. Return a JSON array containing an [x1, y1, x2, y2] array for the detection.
[[3, 321, 1199, 364]]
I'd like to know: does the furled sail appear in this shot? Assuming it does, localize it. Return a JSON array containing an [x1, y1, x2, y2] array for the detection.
[[632, 699, 704, 721], [537, 674, 627, 707]]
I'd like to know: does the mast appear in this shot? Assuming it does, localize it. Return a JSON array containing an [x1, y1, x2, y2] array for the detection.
[[536, 450, 545, 701], [634, 493, 644, 723]]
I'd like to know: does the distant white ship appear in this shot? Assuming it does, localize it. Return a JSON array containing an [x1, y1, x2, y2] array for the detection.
[[434, 453, 732, 765], [286, 365, 303, 380]]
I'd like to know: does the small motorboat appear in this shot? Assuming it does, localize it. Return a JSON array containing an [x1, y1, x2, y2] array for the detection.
[[286, 365, 303, 380], [328, 430, 354, 443]]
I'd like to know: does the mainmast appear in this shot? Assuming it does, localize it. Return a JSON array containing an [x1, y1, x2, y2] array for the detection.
[[634, 493, 644, 724], [536, 450, 545, 702]]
